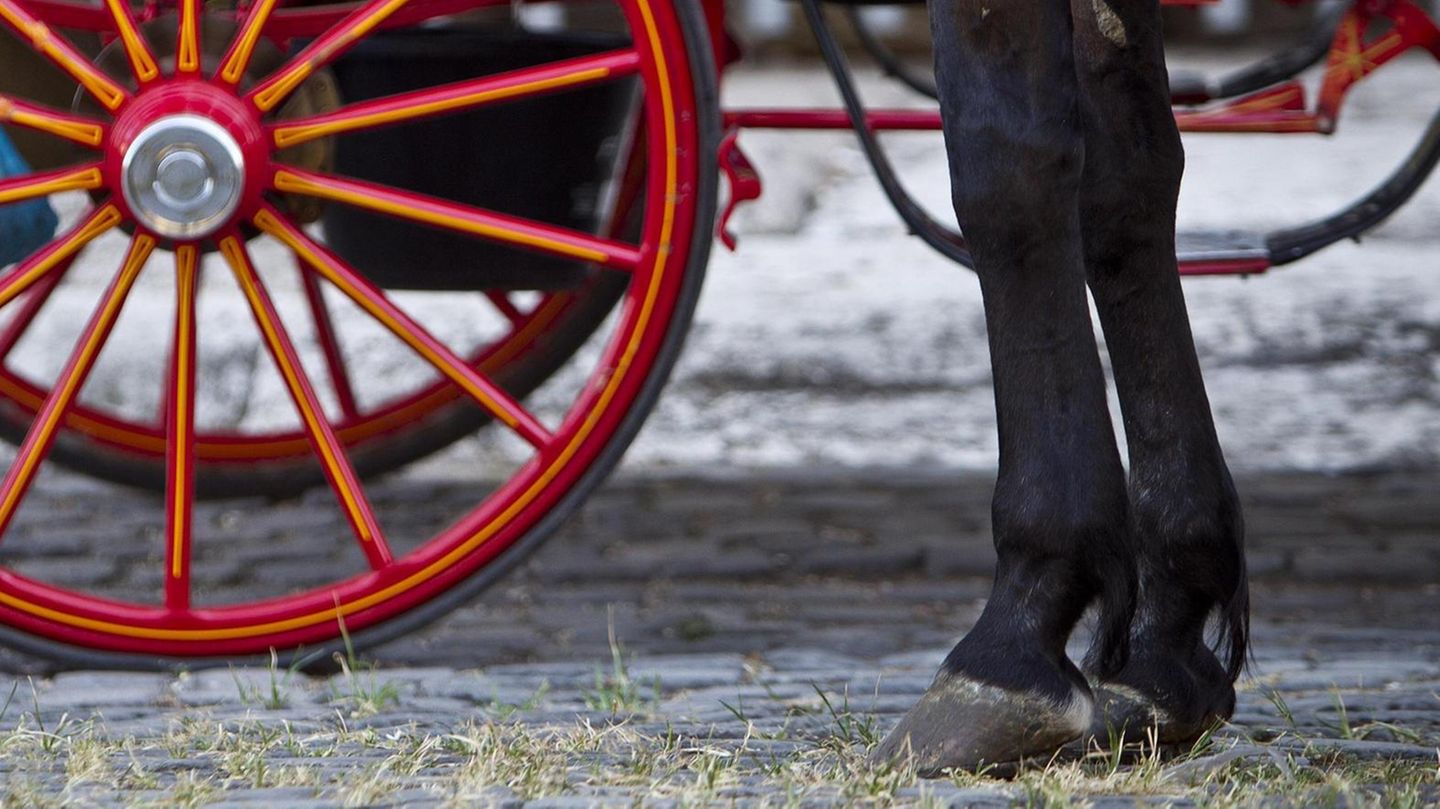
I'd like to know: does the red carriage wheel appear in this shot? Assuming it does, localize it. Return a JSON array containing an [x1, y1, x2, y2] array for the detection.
[[0, 0, 716, 663]]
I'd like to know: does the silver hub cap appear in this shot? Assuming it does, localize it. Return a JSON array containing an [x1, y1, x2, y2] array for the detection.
[[122, 115, 245, 239]]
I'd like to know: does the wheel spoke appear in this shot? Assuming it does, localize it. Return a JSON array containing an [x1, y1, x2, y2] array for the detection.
[[249, 0, 417, 112], [270, 49, 642, 149], [176, 0, 202, 75], [299, 259, 361, 422], [270, 168, 642, 271], [163, 245, 199, 611], [253, 206, 555, 450], [217, 234, 393, 569], [0, 97, 106, 148], [484, 290, 524, 325], [0, 0, 129, 111], [0, 233, 154, 541], [0, 256, 72, 361], [0, 164, 103, 207], [101, 0, 159, 84], [0, 204, 122, 311], [216, 0, 279, 85]]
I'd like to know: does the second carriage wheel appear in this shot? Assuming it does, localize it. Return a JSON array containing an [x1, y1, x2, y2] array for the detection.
[[0, 0, 716, 664]]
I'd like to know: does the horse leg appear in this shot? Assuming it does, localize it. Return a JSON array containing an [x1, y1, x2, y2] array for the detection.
[[871, 0, 1136, 773], [1069, 0, 1248, 745]]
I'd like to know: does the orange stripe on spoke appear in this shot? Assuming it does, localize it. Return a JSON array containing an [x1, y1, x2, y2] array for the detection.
[[0, 205, 121, 311], [0, 234, 154, 540], [217, 0, 279, 84], [0, 97, 105, 147], [271, 49, 639, 148], [249, 0, 412, 111], [0, 165, 103, 207], [176, 0, 201, 74], [270, 169, 641, 270], [102, 0, 158, 83], [218, 235, 392, 569], [164, 246, 200, 610], [253, 206, 554, 451], [0, 0, 127, 110]]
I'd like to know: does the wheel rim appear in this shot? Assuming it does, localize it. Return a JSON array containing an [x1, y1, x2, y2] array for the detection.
[[0, 0, 706, 655]]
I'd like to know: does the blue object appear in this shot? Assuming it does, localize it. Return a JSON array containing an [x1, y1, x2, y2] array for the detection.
[[0, 127, 59, 267]]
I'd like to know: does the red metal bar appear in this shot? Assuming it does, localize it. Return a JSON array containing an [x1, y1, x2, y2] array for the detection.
[[0, 96, 106, 148], [269, 167, 642, 272], [163, 245, 199, 611], [1177, 257, 1272, 276], [724, 108, 942, 131], [175, 0, 202, 75], [271, 49, 642, 149], [299, 260, 361, 423], [0, 164, 104, 208], [0, 234, 154, 541], [253, 205, 555, 451], [0, 205, 121, 311], [218, 235, 393, 570], [215, 0, 278, 85], [248, 0, 419, 112], [0, 258, 71, 361], [484, 290, 524, 325], [0, 0, 128, 111], [100, 0, 158, 84]]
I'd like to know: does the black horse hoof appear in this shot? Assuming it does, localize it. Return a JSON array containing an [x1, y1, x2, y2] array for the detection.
[[870, 673, 1092, 776]]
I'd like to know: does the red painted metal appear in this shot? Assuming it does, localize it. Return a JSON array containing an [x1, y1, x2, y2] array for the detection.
[[1177, 257, 1273, 276], [254, 204, 556, 451], [269, 48, 643, 148], [300, 262, 362, 423], [0, 0, 705, 656], [0, 234, 153, 542], [268, 167, 644, 272], [0, 258, 72, 361], [221, 234, 394, 571], [163, 246, 199, 611]]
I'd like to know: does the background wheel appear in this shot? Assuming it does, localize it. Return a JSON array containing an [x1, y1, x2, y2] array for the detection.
[[0, 0, 717, 664]]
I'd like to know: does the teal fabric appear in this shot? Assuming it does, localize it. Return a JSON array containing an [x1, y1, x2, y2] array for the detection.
[[0, 128, 59, 267]]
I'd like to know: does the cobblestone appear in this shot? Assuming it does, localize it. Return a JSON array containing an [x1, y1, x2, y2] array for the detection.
[[0, 469, 1433, 805]]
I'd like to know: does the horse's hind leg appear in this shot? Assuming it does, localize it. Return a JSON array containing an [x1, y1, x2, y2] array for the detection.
[[1070, 0, 1247, 745], [871, 0, 1135, 773]]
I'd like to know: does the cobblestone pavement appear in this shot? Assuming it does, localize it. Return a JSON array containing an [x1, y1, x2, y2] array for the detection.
[[0, 469, 1435, 805]]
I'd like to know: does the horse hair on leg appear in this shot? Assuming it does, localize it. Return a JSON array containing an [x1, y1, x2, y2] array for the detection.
[[1069, 0, 1249, 747], [870, 0, 1136, 775]]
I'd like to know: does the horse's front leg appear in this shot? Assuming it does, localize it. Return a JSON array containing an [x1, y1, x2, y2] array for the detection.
[[871, 0, 1135, 773], [1070, 0, 1248, 745]]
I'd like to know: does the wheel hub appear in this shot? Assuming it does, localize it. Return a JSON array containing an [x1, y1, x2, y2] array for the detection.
[[121, 114, 245, 240]]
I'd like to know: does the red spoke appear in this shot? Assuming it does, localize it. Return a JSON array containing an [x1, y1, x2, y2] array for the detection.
[[270, 168, 642, 272], [0, 164, 103, 208], [0, 96, 106, 148], [164, 245, 199, 611], [218, 234, 392, 569], [0, 234, 154, 541], [484, 290, 524, 325], [216, 0, 279, 85], [253, 206, 555, 450], [175, 0, 202, 75], [270, 49, 642, 148], [0, 0, 128, 111], [101, 0, 158, 84], [0, 204, 122, 311], [248, 0, 416, 112], [0, 257, 72, 361], [299, 260, 361, 422]]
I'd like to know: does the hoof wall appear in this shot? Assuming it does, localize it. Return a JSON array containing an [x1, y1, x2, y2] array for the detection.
[[870, 674, 1091, 776]]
